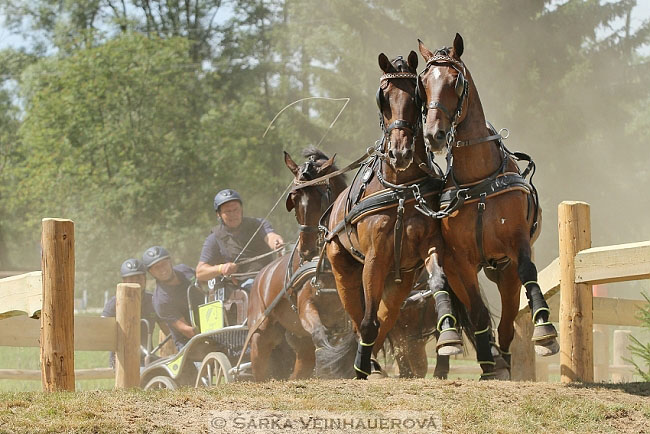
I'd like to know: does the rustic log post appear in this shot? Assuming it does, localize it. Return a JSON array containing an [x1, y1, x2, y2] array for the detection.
[[535, 359, 549, 382], [40, 218, 75, 392], [558, 201, 593, 383], [511, 314, 536, 381], [115, 283, 141, 389], [593, 326, 609, 382], [158, 330, 177, 357], [612, 330, 633, 383]]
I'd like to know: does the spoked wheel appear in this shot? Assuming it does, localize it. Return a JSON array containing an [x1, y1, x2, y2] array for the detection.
[[144, 375, 178, 390], [195, 352, 233, 387]]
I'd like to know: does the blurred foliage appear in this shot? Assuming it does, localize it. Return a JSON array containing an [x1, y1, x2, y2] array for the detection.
[[0, 0, 649, 304]]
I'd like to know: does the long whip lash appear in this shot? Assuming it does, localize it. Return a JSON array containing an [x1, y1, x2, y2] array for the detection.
[[231, 96, 351, 267]]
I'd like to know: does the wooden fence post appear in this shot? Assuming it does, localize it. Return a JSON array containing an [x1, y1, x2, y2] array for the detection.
[[115, 283, 141, 389], [612, 330, 633, 383], [593, 326, 609, 382], [558, 201, 593, 383], [40, 218, 75, 392], [511, 315, 536, 381]]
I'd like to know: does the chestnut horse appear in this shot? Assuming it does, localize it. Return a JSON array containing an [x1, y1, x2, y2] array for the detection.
[[418, 34, 558, 379], [247, 147, 350, 381], [326, 52, 468, 379]]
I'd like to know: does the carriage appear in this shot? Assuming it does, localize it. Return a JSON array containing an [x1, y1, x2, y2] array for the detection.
[[140, 281, 252, 390]]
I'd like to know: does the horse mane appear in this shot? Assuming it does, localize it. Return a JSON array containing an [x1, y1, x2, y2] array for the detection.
[[300, 146, 347, 196], [390, 56, 412, 73]]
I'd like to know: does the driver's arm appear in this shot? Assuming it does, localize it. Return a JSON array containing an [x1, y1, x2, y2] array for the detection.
[[170, 318, 198, 339], [196, 261, 237, 281]]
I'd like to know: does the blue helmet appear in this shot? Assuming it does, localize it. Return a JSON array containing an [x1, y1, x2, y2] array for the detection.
[[120, 258, 146, 277], [142, 246, 170, 269], [213, 189, 242, 211]]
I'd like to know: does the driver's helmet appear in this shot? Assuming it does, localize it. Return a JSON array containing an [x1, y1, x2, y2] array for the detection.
[[213, 189, 242, 211], [142, 246, 170, 269], [120, 258, 146, 277]]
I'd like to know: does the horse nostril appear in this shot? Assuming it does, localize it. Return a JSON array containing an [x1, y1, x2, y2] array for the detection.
[[434, 130, 446, 142], [403, 149, 413, 160], [388, 149, 395, 159]]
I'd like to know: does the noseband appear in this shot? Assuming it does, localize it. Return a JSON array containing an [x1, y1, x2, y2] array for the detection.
[[376, 69, 422, 160], [291, 177, 331, 234]]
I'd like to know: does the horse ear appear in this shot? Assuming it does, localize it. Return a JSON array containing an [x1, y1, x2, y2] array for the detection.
[[418, 39, 434, 62], [317, 154, 336, 174], [378, 53, 393, 73], [407, 50, 418, 72], [285, 193, 295, 212], [453, 33, 464, 58], [284, 151, 299, 175]]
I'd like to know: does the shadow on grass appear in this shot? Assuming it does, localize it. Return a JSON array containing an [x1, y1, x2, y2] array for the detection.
[[568, 381, 650, 397]]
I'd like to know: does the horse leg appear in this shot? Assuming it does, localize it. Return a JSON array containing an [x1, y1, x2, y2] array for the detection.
[[432, 331, 450, 379], [327, 239, 364, 330], [296, 286, 331, 350], [285, 332, 316, 380], [250, 324, 283, 382], [517, 249, 559, 356], [444, 264, 496, 380], [354, 252, 392, 380], [369, 272, 418, 378], [426, 250, 463, 356]]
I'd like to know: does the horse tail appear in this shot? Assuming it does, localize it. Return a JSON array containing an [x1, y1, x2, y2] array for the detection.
[[314, 331, 357, 379]]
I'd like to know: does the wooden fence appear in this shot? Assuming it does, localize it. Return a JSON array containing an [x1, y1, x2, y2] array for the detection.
[[0, 218, 141, 391], [510, 201, 648, 382], [420, 201, 648, 382]]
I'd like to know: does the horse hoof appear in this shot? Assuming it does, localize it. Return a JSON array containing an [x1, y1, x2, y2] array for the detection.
[[493, 356, 511, 380], [437, 329, 463, 347], [438, 344, 463, 356], [367, 359, 388, 380], [432, 372, 448, 380], [532, 323, 558, 342], [479, 373, 497, 381], [534, 338, 559, 357]]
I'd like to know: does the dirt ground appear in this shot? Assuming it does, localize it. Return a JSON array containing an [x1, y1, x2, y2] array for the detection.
[[1, 379, 648, 433]]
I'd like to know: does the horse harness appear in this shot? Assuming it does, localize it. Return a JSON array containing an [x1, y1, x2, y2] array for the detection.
[[421, 48, 540, 270], [321, 65, 448, 283]]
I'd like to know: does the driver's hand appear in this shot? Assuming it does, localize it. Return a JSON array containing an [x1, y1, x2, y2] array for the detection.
[[221, 262, 238, 276], [267, 232, 284, 250]]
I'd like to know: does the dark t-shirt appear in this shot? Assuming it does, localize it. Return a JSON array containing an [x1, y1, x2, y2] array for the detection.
[[199, 217, 274, 274], [152, 264, 204, 349], [102, 291, 159, 366]]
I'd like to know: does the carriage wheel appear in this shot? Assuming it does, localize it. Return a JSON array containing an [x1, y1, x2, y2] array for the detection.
[[195, 352, 234, 387], [144, 375, 178, 390]]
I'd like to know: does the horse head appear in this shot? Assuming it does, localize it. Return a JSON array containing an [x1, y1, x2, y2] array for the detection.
[[418, 33, 470, 151], [376, 51, 420, 171], [284, 148, 336, 261]]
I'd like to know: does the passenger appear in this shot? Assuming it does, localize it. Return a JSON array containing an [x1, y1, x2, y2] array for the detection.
[[101, 258, 165, 367], [196, 189, 284, 290], [145, 246, 205, 351]]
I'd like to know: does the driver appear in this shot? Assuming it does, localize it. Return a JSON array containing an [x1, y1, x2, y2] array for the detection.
[[196, 189, 284, 289], [145, 246, 204, 350]]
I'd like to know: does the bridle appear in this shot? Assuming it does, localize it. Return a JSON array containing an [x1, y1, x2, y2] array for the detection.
[[375, 64, 422, 165], [417, 48, 469, 149], [289, 161, 332, 235]]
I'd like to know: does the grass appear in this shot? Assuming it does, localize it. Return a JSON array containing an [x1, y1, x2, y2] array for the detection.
[[0, 379, 648, 433], [0, 347, 114, 392]]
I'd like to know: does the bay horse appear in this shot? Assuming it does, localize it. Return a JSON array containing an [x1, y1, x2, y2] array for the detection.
[[418, 34, 558, 379], [247, 147, 350, 381], [326, 52, 469, 379]]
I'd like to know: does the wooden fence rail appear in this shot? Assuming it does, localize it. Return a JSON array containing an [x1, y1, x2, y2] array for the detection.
[[0, 218, 141, 391], [511, 201, 649, 383]]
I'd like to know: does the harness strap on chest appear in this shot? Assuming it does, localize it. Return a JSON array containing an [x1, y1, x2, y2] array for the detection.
[[394, 196, 406, 283]]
